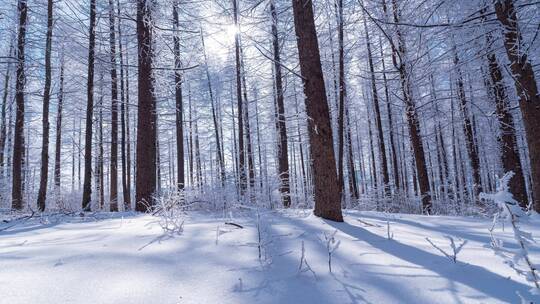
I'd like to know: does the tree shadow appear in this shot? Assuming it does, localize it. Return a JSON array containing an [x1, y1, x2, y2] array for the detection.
[[325, 220, 537, 303]]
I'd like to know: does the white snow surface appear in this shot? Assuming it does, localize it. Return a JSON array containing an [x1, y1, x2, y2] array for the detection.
[[1, 210, 539, 304]]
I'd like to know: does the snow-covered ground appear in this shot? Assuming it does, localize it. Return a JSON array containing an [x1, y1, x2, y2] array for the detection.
[[1, 210, 538, 303]]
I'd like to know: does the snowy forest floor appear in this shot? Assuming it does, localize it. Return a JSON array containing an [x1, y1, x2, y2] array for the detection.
[[1, 209, 539, 304]]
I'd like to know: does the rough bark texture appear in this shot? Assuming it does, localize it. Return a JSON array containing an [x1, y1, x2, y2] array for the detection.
[[82, 0, 96, 211], [494, 0, 540, 211], [291, 0, 343, 222], [135, 0, 157, 211], [270, 0, 290, 207], [12, 0, 27, 211]]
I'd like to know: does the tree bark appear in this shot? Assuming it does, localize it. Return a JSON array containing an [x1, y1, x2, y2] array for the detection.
[[117, 0, 130, 210], [173, 1, 185, 191], [0, 42, 13, 175], [82, 0, 97, 211], [270, 0, 290, 207], [233, 0, 246, 195], [135, 0, 157, 211], [387, 0, 431, 212], [108, 0, 119, 211], [37, 0, 53, 211], [12, 0, 28, 210], [291, 0, 343, 222], [494, 0, 540, 211], [54, 56, 65, 190]]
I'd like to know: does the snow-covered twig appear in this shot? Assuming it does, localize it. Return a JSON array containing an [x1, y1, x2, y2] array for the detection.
[[298, 241, 317, 279], [425, 236, 467, 263], [320, 230, 341, 273], [480, 172, 540, 291]]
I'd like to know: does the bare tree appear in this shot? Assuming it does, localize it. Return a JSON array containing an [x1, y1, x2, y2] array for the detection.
[[291, 0, 343, 222], [82, 0, 97, 211], [494, 0, 540, 211], [12, 0, 28, 210], [135, 0, 157, 211]]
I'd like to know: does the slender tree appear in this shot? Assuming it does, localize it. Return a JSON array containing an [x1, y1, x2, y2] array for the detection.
[[54, 55, 65, 190], [12, 0, 28, 210], [270, 0, 290, 207], [173, 1, 185, 191], [82, 0, 97, 211], [108, 0, 119, 211], [37, 0, 54, 211]]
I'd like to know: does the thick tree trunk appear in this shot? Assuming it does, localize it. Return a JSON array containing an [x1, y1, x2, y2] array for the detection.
[[291, 0, 343, 222], [12, 0, 28, 210], [494, 0, 540, 211], [135, 0, 157, 211], [270, 0, 290, 207], [82, 0, 96, 211]]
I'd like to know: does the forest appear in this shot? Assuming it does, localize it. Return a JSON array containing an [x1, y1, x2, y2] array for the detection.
[[1, 0, 540, 303]]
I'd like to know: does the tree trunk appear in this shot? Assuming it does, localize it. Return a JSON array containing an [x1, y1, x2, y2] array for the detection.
[[37, 0, 53, 211], [117, 0, 130, 210], [233, 0, 246, 195], [291, 0, 343, 222], [135, 0, 157, 211], [363, 14, 389, 197], [387, 0, 431, 212], [270, 0, 290, 207], [54, 56, 65, 190], [336, 0, 346, 200], [0, 42, 13, 175], [453, 49, 483, 202], [494, 0, 540, 211], [379, 36, 400, 192], [12, 0, 28, 210], [82, 0, 97, 211], [108, 0, 119, 211], [173, 2, 185, 191]]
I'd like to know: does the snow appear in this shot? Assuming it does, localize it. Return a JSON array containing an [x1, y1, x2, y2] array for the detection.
[[1, 210, 539, 303]]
